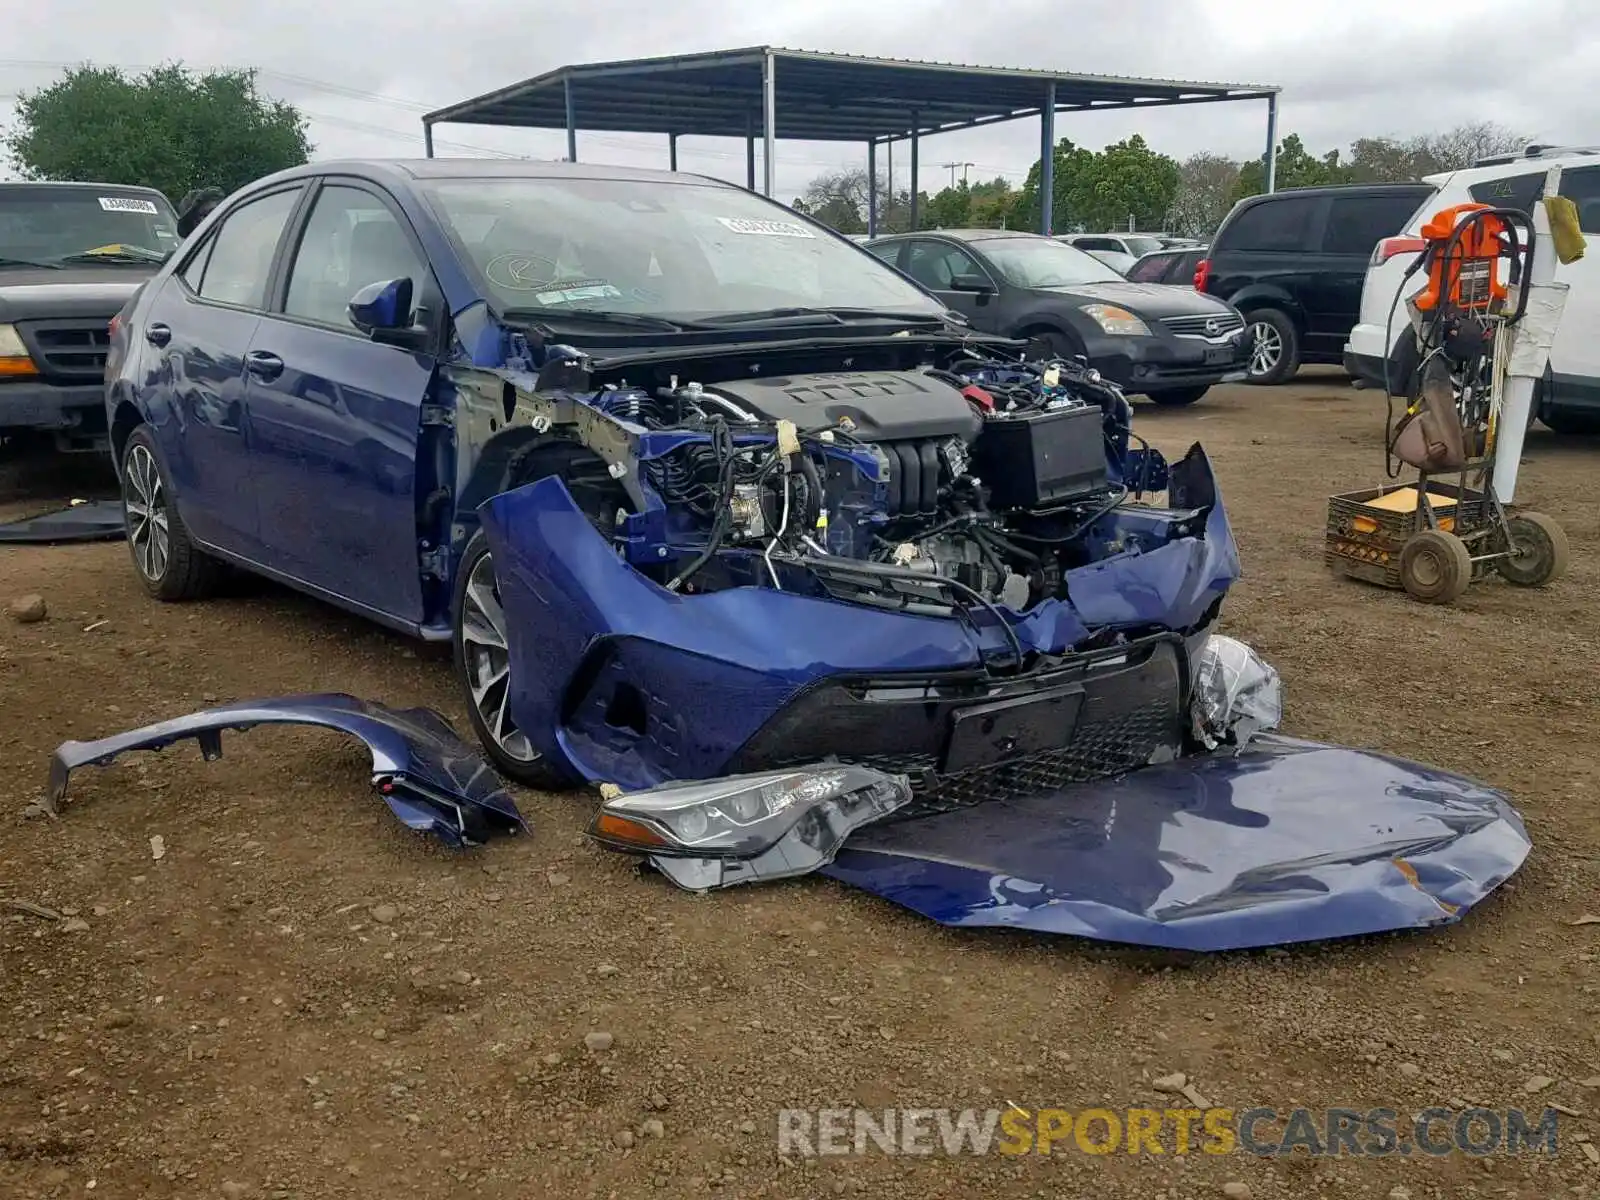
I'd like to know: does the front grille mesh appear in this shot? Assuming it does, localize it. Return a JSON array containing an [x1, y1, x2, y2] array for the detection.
[[1162, 312, 1244, 338], [850, 695, 1179, 818], [19, 320, 111, 379]]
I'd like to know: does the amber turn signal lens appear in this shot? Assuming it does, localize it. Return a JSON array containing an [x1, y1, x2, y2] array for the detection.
[[593, 811, 671, 848]]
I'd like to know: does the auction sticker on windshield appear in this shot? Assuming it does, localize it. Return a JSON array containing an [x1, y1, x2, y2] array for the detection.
[[98, 196, 160, 215], [716, 217, 816, 239]]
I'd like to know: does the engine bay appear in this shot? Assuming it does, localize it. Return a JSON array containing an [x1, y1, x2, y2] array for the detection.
[[448, 339, 1197, 658]]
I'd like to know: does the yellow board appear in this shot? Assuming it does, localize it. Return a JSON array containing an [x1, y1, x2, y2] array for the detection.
[[1361, 486, 1458, 513]]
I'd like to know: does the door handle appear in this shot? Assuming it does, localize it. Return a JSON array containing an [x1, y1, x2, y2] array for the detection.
[[244, 350, 284, 382], [145, 323, 171, 347]]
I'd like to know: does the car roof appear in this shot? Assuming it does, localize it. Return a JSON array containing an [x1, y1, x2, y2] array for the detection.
[[1239, 182, 1435, 203], [869, 228, 1051, 244], [0, 180, 170, 196], [251, 157, 738, 190]]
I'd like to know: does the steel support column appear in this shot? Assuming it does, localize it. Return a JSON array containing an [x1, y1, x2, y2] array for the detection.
[[761, 51, 777, 197], [1040, 82, 1056, 235], [745, 112, 756, 190], [563, 77, 578, 162], [423, 122, 434, 158], [1264, 94, 1279, 194], [867, 141, 878, 237], [668, 132, 678, 171], [909, 111, 920, 231]]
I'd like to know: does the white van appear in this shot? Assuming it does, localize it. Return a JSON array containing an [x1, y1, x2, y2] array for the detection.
[[1344, 145, 1600, 433]]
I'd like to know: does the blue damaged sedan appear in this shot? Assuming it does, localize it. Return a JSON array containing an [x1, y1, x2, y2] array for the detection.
[[104, 158, 1239, 809]]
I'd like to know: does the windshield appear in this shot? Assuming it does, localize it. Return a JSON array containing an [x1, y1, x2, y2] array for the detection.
[[977, 238, 1127, 289], [0, 187, 179, 264], [421, 177, 946, 320], [1124, 236, 1164, 257]]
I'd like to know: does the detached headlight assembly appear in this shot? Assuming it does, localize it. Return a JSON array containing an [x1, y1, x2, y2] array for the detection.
[[1079, 304, 1151, 337], [0, 323, 37, 378], [589, 764, 913, 892]]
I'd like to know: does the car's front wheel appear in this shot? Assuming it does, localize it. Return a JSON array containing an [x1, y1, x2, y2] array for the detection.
[[452, 529, 575, 789], [120, 425, 220, 601], [1243, 309, 1300, 385]]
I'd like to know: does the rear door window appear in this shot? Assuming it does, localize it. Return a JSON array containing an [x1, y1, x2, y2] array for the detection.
[[1126, 252, 1176, 282], [1322, 193, 1432, 255], [193, 188, 302, 310], [1073, 237, 1121, 252], [1469, 172, 1545, 215], [1214, 195, 1321, 252], [903, 240, 986, 290]]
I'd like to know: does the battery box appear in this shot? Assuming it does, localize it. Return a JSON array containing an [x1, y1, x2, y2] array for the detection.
[[969, 404, 1107, 509]]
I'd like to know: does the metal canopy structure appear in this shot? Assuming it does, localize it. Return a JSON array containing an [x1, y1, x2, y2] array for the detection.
[[422, 47, 1282, 236]]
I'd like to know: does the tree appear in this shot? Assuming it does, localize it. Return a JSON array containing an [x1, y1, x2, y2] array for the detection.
[[918, 176, 1015, 230], [1009, 135, 1178, 233], [3, 63, 312, 202], [793, 166, 912, 234], [1233, 133, 1351, 201], [1169, 152, 1242, 238]]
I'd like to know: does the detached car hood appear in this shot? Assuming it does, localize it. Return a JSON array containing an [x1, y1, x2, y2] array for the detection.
[[0, 267, 154, 321], [1041, 279, 1235, 320], [822, 734, 1530, 952]]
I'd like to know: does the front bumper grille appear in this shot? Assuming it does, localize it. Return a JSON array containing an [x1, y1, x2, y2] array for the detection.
[[16, 319, 112, 381], [727, 633, 1187, 818], [1162, 312, 1244, 339]]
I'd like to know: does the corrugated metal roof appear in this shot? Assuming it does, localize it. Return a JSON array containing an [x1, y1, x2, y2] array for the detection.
[[423, 46, 1278, 144]]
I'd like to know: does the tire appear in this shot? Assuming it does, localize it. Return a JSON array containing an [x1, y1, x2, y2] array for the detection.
[[1147, 386, 1209, 407], [452, 528, 576, 789], [1243, 309, 1300, 385], [1497, 511, 1569, 587], [1540, 409, 1600, 435], [120, 425, 221, 601], [1026, 328, 1087, 365], [1398, 528, 1473, 604]]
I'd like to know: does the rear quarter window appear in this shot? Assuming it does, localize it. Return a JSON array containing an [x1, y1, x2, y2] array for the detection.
[[1469, 172, 1545, 215], [1213, 196, 1320, 253], [1126, 253, 1175, 282], [1322, 193, 1434, 255]]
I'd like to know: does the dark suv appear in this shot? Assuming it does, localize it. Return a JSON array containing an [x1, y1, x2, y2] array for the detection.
[[1195, 183, 1435, 384]]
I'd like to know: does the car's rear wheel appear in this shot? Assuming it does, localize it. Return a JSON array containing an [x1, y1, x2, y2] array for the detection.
[[452, 529, 575, 789], [1147, 386, 1209, 407], [121, 425, 220, 601], [1243, 309, 1300, 385]]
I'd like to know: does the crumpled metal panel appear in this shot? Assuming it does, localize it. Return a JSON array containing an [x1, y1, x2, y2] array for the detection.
[[47, 693, 525, 847], [0, 499, 125, 544], [820, 734, 1530, 951], [476, 444, 1239, 791]]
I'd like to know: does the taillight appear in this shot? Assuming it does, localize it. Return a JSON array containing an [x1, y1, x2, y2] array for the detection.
[[1193, 258, 1211, 292], [1372, 235, 1426, 266]]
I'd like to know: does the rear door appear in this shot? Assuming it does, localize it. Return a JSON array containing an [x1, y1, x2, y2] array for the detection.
[[1208, 192, 1327, 324], [140, 185, 305, 555], [1313, 190, 1434, 354], [244, 178, 439, 624]]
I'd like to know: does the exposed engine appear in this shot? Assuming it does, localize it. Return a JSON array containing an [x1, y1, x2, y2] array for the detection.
[[579, 348, 1150, 627]]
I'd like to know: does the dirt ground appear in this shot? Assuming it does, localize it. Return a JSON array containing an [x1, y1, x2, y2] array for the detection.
[[3, 369, 1599, 1200]]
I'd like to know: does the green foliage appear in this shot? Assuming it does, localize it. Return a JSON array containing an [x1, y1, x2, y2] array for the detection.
[[3, 63, 313, 203]]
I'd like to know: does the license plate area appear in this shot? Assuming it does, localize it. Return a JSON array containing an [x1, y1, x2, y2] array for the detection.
[[1204, 345, 1234, 364], [940, 686, 1086, 773]]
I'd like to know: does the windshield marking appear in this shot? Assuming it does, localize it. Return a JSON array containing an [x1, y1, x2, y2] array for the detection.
[[98, 196, 159, 215], [715, 217, 816, 239]]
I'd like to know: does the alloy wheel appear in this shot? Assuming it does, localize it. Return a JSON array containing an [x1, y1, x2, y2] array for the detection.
[[460, 550, 537, 763], [1249, 322, 1282, 377], [124, 444, 170, 583]]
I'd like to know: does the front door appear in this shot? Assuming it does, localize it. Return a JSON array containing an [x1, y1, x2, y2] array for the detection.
[[1550, 166, 1600, 406], [243, 180, 438, 624]]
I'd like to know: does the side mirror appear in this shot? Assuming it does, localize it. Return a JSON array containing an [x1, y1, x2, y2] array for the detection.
[[349, 277, 428, 348], [949, 272, 996, 294]]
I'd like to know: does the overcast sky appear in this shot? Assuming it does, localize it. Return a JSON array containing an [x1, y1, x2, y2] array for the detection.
[[3, 0, 1594, 199]]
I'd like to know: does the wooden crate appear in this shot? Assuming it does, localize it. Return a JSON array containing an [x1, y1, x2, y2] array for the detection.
[[1325, 482, 1492, 589]]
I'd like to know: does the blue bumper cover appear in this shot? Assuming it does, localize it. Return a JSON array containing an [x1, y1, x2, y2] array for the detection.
[[821, 734, 1530, 951], [478, 447, 1240, 791]]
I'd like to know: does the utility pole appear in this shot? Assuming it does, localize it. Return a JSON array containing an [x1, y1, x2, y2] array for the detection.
[[941, 161, 974, 188]]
